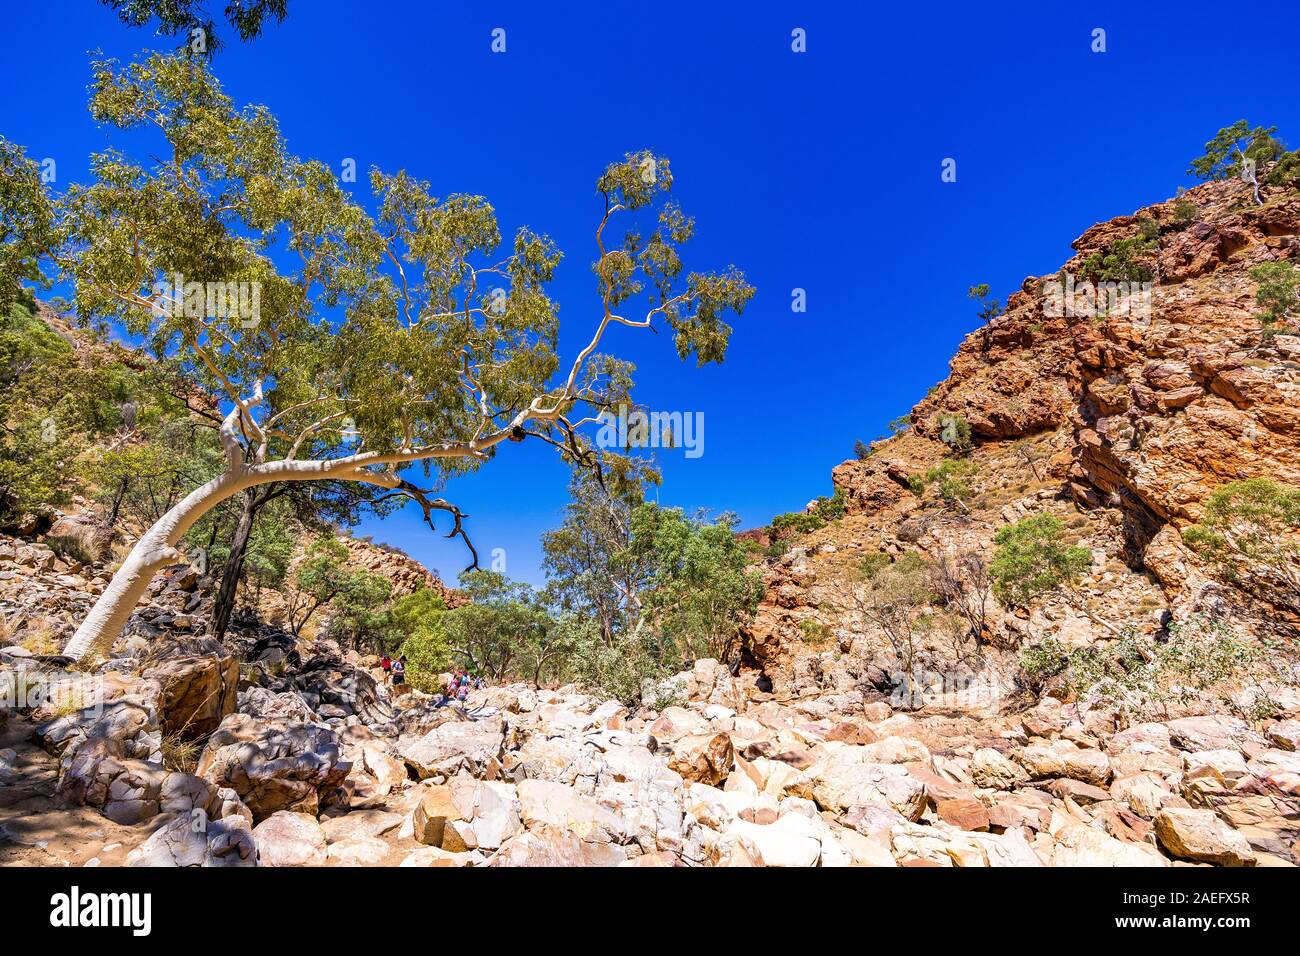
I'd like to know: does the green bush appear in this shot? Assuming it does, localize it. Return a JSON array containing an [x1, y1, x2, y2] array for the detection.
[[936, 413, 973, 454], [1018, 616, 1292, 719], [399, 617, 453, 694], [1247, 261, 1299, 336], [768, 490, 846, 539], [1080, 234, 1156, 283], [1183, 478, 1300, 611], [45, 532, 100, 567], [909, 458, 977, 508], [990, 513, 1091, 607]]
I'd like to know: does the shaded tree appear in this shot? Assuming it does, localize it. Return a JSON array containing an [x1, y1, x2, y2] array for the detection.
[[0, 52, 752, 661]]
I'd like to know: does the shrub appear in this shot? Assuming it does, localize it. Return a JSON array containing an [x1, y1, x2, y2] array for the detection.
[[936, 413, 973, 454], [1019, 615, 1293, 719], [798, 619, 829, 643], [1247, 261, 1299, 336], [990, 513, 1091, 607], [769, 490, 846, 539], [1183, 478, 1300, 614], [1172, 198, 1198, 226], [399, 617, 453, 694], [45, 533, 99, 567], [855, 551, 936, 673], [1080, 234, 1156, 284], [910, 458, 977, 509]]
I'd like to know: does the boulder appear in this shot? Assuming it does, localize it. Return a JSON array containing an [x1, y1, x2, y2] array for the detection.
[[488, 824, 627, 866], [142, 639, 239, 739], [1155, 808, 1256, 867], [724, 813, 823, 867], [1051, 822, 1166, 867], [125, 812, 256, 867], [196, 715, 351, 821], [667, 732, 734, 785], [971, 748, 1029, 789], [797, 745, 927, 820], [1167, 716, 1266, 754], [1267, 720, 1300, 752], [517, 779, 625, 845], [399, 716, 504, 779], [935, 798, 991, 832], [1016, 741, 1111, 786], [253, 811, 329, 867]]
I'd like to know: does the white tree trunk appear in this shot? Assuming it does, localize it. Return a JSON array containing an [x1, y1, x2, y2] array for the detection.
[[62, 467, 264, 661]]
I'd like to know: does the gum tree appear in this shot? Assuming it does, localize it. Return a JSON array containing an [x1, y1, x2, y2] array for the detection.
[[0, 53, 752, 660], [1188, 121, 1286, 205]]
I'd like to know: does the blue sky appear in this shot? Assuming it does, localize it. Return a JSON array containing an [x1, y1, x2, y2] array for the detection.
[[3, 0, 1299, 585]]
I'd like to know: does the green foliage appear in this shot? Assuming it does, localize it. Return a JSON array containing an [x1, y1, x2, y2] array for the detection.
[[1189, 121, 1286, 183], [967, 284, 1001, 322], [990, 513, 1091, 607], [856, 551, 936, 672], [542, 486, 763, 702], [1080, 234, 1156, 283], [909, 458, 977, 508], [390, 586, 447, 637], [288, 536, 393, 647], [768, 490, 846, 539], [1183, 478, 1300, 611], [631, 504, 765, 665], [798, 619, 829, 643], [399, 616, 453, 694], [936, 412, 973, 454], [0, 298, 102, 523], [440, 570, 549, 682], [1018, 616, 1292, 719], [1247, 260, 1299, 335], [858, 551, 891, 579], [100, 0, 288, 55], [853, 439, 872, 460], [1172, 199, 1198, 226]]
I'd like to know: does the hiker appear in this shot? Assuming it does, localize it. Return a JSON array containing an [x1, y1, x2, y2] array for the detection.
[[380, 654, 392, 683], [391, 655, 407, 687]]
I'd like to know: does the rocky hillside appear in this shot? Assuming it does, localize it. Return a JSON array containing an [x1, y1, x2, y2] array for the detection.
[[744, 171, 1300, 697], [2, 173, 1298, 868]]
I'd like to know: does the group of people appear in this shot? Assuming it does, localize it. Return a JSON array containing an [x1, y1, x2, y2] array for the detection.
[[379, 654, 407, 686], [376, 656, 484, 703], [435, 669, 484, 707]]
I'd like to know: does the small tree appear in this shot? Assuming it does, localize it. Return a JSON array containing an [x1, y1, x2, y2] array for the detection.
[[1183, 478, 1300, 617], [931, 551, 993, 647], [442, 570, 547, 682], [631, 504, 765, 666], [856, 551, 936, 674], [909, 458, 977, 512], [1248, 261, 1300, 338], [399, 617, 453, 693], [968, 284, 1001, 322], [990, 513, 1091, 608], [936, 412, 973, 455], [1188, 121, 1287, 205]]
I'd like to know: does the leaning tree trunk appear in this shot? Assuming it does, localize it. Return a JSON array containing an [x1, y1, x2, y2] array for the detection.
[[208, 487, 259, 643], [61, 466, 271, 661]]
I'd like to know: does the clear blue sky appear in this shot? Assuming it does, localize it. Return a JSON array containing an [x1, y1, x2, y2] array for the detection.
[[3, 1, 1299, 585]]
